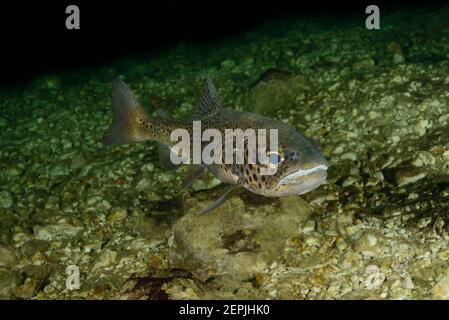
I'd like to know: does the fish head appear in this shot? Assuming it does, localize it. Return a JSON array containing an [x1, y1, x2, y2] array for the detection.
[[239, 132, 328, 197]]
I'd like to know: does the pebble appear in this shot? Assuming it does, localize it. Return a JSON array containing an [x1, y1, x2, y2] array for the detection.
[[0, 271, 21, 298], [221, 59, 236, 69], [394, 167, 426, 187], [352, 58, 375, 71], [0, 191, 13, 208], [49, 164, 69, 177], [0, 246, 17, 267], [433, 276, 449, 299], [93, 249, 117, 271], [364, 265, 385, 289], [34, 224, 84, 241], [108, 208, 128, 222]]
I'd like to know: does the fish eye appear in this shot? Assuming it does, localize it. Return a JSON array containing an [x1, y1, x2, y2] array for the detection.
[[267, 152, 283, 165]]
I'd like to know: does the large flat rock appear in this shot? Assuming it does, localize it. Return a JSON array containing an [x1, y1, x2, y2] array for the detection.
[[170, 195, 314, 281]]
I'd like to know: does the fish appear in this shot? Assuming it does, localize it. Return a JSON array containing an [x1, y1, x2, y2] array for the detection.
[[102, 78, 328, 214]]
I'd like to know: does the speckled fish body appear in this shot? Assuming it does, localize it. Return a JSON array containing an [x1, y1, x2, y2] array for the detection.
[[102, 78, 328, 212]]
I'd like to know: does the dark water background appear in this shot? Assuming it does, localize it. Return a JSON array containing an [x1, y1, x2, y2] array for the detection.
[[2, 0, 446, 88]]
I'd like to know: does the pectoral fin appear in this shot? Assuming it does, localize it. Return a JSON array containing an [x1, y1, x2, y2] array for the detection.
[[181, 165, 206, 191], [197, 184, 242, 215], [158, 143, 181, 170]]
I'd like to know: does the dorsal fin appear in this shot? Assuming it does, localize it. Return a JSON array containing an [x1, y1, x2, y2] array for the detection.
[[194, 78, 222, 115]]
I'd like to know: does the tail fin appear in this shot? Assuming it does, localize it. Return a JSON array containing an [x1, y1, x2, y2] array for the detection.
[[102, 79, 151, 146]]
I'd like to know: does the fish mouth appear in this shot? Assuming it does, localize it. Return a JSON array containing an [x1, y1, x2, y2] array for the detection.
[[279, 164, 328, 185], [270, 164, 328, 196]]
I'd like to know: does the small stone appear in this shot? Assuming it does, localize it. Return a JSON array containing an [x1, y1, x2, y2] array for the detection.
[[364, 265, 385, 289], [393, 53, 405, 64], [387, 41, 402, 55], [0, 246, 17, 267], [26, 242, 47, 260], [438, 250, 449, 261], [142, 163, 154, 172], [390, 166, 427, 187], [5, 166, 22, 176], [147, 255, 164, 269], [70, 153, 86, 170], [302, 220, 316, 234], [0, 271, 21, 299], [403, 276, 414, 290], [136, 177, 152, 192], [107, 207, 128, 222], [412, 151, 435, 167], [353, 58, 375, 71], [342, 176, 358, 187], [0, 191, 13, 209], [93, 249, 117, 271], [341, 152, 358, 161], [49, 164, 69, 177], [34, 224, 83, 241], [44, 76, 61, 90], [433, 276, 449, 299], [15, 278, 38, 299], [221, 59, 236, 69], [254, 272, 269, 287], [355, 232, 380, 258]]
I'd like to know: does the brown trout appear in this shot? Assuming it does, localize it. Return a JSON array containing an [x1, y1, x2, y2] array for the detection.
[[102, 78, 328, 213]]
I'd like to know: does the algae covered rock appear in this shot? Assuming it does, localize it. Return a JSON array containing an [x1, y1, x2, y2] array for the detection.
[[242, 71, 312, 116], [169, 195, 314, 281]]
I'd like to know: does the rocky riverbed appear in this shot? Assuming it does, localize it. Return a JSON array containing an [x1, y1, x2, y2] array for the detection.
[[1, 7, 449, 299]]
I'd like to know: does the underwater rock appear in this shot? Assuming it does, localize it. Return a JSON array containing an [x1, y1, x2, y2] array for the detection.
[[242, 72, 311, 116], [170, 196, 313, 281]]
